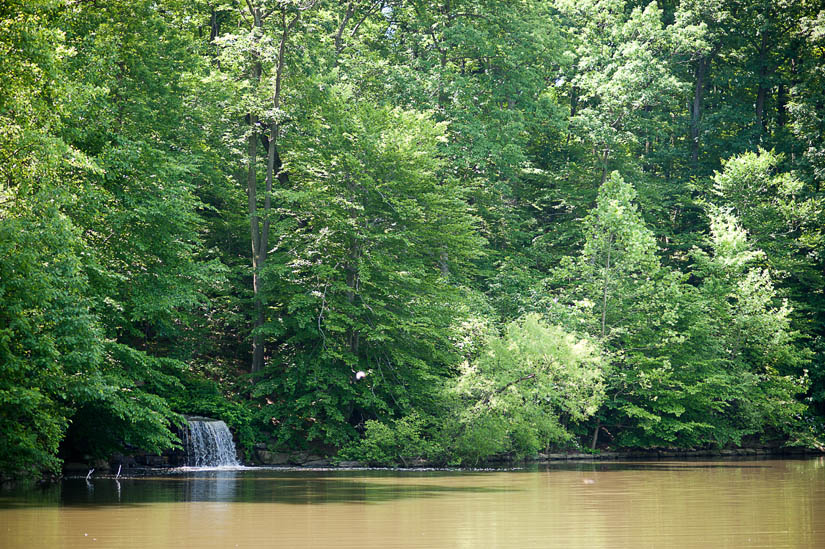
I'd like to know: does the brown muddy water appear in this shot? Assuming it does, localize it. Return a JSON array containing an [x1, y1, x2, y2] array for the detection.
[[1, 458, 823, 548]]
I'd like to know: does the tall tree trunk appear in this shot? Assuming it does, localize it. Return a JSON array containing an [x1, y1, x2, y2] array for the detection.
[[345, 178, 361, 357], [600, 148, 610, 185], [438, 251, 449, 276], [250, 124, 277, 374], [755, 85, 767, 136], [690, 56, 708, 168], [246, 3, 305, 373], [600, 236, 612, 340], [247, 6, 265, 374], [249, 108, 265, 373], [755, 33, 769, 138], [590, 423, 601, 450], [776, 83, 788, 128], [346, 261, 360, 355], [209, 8, 221, 42]]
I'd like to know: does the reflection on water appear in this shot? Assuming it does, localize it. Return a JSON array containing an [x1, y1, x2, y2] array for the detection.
[[1, 459, 823, 548], [2, 470, 512, 508]]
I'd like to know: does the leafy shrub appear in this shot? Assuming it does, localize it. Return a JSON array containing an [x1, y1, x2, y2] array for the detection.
[[338, 413, 444, 466], [443, 314, 604, 464]]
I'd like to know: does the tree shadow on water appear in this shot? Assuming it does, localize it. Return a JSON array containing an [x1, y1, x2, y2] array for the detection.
[[0, 471, 516, 509]]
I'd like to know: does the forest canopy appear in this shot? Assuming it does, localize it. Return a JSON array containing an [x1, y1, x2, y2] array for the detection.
[[1, 0, 823, 477]]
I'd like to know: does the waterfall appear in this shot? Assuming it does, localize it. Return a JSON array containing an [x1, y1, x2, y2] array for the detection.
[[184, 417, 240, 467]]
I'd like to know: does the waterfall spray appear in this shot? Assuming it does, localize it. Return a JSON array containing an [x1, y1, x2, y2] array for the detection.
[[183, 418, 240, 467]]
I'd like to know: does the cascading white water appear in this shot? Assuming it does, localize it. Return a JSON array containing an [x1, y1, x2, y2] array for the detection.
[[184, 418, 240, 467]]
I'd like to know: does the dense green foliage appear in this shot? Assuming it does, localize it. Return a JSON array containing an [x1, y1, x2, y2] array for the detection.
[[1, 0, 823, 477], [443, 314, 605, 464]]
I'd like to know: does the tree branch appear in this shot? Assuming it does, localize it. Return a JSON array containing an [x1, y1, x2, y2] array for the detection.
[[479, 373, 537, 406], [349, 2, 382, 38], [244, 0, 256, 18]]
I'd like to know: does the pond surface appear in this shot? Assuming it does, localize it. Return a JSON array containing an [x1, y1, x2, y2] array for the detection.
[[2, 458, 823, 548]]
